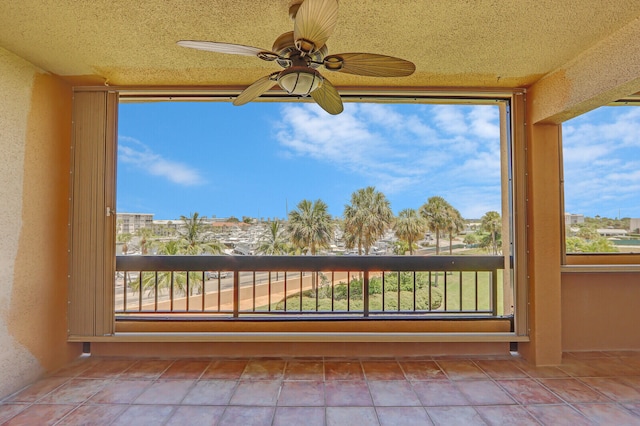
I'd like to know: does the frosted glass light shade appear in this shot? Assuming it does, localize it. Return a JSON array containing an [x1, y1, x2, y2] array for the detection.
[[277, 66, 323, 95]]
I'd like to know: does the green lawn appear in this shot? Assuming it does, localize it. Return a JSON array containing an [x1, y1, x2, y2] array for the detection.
[[438, 270, 504, 314], [266, 288, 443, 312], [255, 270, 505, 314]]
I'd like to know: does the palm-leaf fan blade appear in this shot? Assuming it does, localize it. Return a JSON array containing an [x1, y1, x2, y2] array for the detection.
[[293, 0, 338, 53], [325, 53, 416, 77], [311, 78, 343, 115], [177, 40, 275, 58], [233, 73, 278, 106]]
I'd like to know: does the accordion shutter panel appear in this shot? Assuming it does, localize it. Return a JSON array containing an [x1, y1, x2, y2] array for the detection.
[[68, 90, 118, 338]]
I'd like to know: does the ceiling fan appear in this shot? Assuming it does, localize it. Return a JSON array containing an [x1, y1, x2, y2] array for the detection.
[[177, 0, 415, 115]]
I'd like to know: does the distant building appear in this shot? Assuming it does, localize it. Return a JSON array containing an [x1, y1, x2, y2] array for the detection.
[[630, 218, 640, 234], [564, 213, 585, 226], [116, 213, 154, 234]]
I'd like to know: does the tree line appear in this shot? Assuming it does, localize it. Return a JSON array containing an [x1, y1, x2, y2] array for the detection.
[[262, 187, 502, 256], [117, 186, 503, 257]]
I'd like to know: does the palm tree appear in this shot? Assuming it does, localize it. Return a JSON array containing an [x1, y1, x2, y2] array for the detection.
[[175, 213, 226, 295], [287, 199, 334, 255], [419, 196, 452, 255], [393, 208, 426, 254], [177, 212, 225, 255], [256, 221, 289, 255], [392, 240, 412, 255], [287, 199, 333, 291], [481, 210, 501, 254], [134, 269, 196, 298], [117, 232, 132, 255], [152, 240, 195, 295], [155, 239, 183, 255], [132, 213, 225, 297], [131, 239, 196, 297], [343, 187, 393, 255], [256, 221, 289, 281], [136, 227, 154, 255], [445, 206, 465, 254]]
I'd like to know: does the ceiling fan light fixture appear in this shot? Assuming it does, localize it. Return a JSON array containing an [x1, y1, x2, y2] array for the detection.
[[277, 66, 323, 96]]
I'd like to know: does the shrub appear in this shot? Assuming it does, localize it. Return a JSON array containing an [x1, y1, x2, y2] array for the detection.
[[272, 277, 444, 311], [377, 287, 443, 311], [332, 278, 366, 300], [368, 277, 382, 295]]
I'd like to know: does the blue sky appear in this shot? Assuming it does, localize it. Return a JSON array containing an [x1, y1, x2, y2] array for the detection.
[[117, 101, 638, 221], [563, 106, 640, 219]]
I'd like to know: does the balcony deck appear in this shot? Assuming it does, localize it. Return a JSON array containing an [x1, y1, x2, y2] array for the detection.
[[2, 352, 640, 425]]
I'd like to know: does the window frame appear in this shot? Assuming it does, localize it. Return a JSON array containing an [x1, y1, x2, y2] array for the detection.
[[560, 96, 640, 269], [69, 86, 529, 341]]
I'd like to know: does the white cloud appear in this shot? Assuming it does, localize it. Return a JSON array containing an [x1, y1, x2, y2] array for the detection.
[[433, 105, 468, 135], [118, 136, 205, 186], [358, 103, 405, 129], [563, 144, 611, 165], [451, 150, 502, 182], [275, 104, 386, 170], [428, 105, 500, 139], [405, 115, 437, 139], [562, 106, 640, 216], [469, 106, 500, 139], [564, 107, 640, 150], [375, 174, 424, 196], [273, 103, 504, 217]]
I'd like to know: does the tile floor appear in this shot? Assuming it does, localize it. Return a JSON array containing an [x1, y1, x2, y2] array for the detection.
[[2, 351, 640, 425]]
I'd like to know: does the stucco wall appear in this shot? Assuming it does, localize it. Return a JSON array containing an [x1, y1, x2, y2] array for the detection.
[[562, 271, 640, 351], [0, 47, 80, 399], [517, 120, 564, 366]]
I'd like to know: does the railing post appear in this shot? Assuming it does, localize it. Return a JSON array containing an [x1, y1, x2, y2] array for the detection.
[[233, 271, 239, 318], [123, 273, 128, 312], [443, 271, 447, 311], [492, 269, 498, 316], [201, 271, 205, 312], [155, 272, 159, 311], [363, 270, 369, 317], [186, 273, 190, 311], [170, 271, 174, 312], [138, 271, 142, 312]]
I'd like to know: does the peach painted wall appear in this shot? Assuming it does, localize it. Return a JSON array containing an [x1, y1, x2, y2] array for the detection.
[[562, 271, 640, 351], [0, 47, 81, 399]]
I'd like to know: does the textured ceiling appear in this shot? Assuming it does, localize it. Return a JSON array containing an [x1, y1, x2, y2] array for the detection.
[[1, 1, 640, 90]]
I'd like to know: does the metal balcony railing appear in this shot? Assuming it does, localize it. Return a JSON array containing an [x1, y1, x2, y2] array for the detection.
[[115, 255, 505, 319]]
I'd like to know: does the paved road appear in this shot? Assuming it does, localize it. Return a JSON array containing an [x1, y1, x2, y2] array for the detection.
[[114, 271, 312, 310]]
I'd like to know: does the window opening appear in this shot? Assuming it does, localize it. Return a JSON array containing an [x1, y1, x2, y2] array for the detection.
[[114, 98, 516, 323], [562, 105, 640, 255]]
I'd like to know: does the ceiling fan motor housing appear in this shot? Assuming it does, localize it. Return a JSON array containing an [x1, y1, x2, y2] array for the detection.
[[272, 31, 327, 69]]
